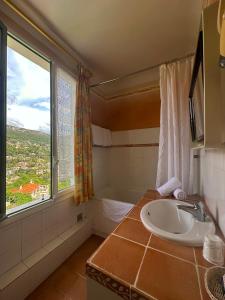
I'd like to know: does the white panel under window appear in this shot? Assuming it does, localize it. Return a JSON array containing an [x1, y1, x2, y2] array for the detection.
[[56, 68, 76, 191]]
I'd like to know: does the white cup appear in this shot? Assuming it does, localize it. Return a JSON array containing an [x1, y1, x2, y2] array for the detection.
[[203, 234, 224, 266]]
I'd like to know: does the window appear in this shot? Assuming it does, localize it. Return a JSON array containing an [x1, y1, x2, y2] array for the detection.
[[0, 21, 7, 219], [0, 22, 77, 218], [56, 68, 76, 191], [6, 35, 51, 214]]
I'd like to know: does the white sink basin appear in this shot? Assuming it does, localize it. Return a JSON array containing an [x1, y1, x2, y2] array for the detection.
[[140, 199, 215, 246]]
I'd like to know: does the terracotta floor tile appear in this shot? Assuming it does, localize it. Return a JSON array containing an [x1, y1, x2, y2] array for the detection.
[[74, 234, 104, 260], [136, 248, 201, 300], [27, 234, 103, 299], [198, 266, 211, 300], [48, 265, 87, 300], [127, 206, 141, 221], [194, 248, 214, 268], [91, 235, 145, 285], [27, 283, 68, 300], [64, 254, 87, 277], [64, 235, 104, 276], [114, 218, 151, 245], [29, 264, 87, 300], [149, 234, 195, 263]]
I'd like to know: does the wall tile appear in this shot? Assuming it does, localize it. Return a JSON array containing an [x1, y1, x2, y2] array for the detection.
[[0, 222, 22, 276], [43, 206, 60, 245], [22, 232, 42, 260], [0, 222, 21, 255], [0, 248, 22, 277], [93, 147, 109, 193], [111, 128, 160, 145], [22, 212, 43, 242], [200, 149, 225, 237]]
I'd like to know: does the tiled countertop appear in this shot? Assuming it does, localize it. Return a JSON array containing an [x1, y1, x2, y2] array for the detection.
[[86, 190, 218, 300]]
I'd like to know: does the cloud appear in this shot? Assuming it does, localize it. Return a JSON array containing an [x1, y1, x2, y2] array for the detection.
[[13, 49, 50, 101], [7, 104, 50, 133], [20, 98, 50, 111], [7, 48, 24, 104], [35, 101, 50, 110], [7, 45, 51, 133]]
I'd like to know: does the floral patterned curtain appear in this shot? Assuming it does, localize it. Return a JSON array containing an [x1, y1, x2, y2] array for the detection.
[[74, 65, 94, 204]]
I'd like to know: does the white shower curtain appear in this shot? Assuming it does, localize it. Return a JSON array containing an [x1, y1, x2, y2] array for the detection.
[[201, 0, 218, 9], [156, 58, 198, 194]]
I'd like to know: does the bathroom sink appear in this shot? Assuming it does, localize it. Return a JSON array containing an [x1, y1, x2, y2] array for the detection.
[[140, 199, 215, 246]]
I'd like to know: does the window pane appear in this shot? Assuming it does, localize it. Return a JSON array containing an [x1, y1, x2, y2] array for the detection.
[[56, 68, 76, 191], [6, 35, 51, 213]]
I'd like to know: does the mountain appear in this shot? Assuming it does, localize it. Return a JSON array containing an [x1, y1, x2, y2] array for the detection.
[[7, 125, 50, 145]]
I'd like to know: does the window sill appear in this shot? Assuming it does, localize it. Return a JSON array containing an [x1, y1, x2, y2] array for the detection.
[[0, 186, 75, 229], [54, 186, 74, 202]]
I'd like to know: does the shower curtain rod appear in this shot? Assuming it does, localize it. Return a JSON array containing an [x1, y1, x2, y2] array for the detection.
[[90, 52, 194, 88]]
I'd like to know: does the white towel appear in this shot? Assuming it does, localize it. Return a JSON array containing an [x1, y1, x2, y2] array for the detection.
[[157, 177, 182, 196], [173, 188, 187, 200]]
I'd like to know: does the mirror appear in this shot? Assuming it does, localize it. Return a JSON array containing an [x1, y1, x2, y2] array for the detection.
[[189, 31, 204, 144]]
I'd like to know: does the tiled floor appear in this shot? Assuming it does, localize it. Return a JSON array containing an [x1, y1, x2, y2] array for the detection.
[[26, 235, 104, 300]]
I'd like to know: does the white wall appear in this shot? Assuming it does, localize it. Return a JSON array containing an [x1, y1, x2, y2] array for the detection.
[[0, 193, 90, 278], [92, 147, 109, 193], [200, 148, 225, 237], [92, 128, 159, 204]]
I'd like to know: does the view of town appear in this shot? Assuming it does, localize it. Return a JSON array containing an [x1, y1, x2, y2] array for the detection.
[[6, 125, 51, 210], [6, 39, 52, 211], [6, 38, 73, 211], [6, 123, 72, 211]]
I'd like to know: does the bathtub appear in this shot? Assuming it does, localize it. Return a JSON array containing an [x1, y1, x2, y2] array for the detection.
[[91, 186, 137, 237], [96, 186, 144, 204]]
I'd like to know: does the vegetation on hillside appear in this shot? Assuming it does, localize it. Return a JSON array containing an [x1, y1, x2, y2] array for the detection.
[[6, 126, 51, 210], [6, 126, 72, 211]]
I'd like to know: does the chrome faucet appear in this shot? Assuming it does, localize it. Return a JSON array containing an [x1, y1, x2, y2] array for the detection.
[[177, 202, 206, 222]]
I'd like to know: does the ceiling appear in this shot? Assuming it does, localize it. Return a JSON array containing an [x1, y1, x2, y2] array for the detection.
[[10, 0, 202, 99]]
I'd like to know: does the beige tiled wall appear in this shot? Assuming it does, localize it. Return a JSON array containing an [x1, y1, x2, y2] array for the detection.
[[200, 148, 225, 237], [92, 147, 109, 193], [92, 128, 159, 203], [0, 196, 88, 277], [108, 146, 158, 202]]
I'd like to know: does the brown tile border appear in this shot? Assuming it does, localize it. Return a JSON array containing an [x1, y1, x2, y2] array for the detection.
[[86, 264, 130, 300], [93, 143, 159, 148], [131, 287, 157, 300]]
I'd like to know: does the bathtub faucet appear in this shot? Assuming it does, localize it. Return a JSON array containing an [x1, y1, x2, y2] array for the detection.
[[176, 202, 206, 222]]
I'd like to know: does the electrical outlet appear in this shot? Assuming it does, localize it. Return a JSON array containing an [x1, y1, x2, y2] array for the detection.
[[76, 212, 83, 223]]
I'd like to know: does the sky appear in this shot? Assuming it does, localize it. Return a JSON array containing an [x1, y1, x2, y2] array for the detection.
[[7, 47, 50, 133]]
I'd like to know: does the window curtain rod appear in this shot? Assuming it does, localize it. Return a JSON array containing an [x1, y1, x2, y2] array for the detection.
[[90, 52, 194, 88], [3, 0, 90, 75]]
